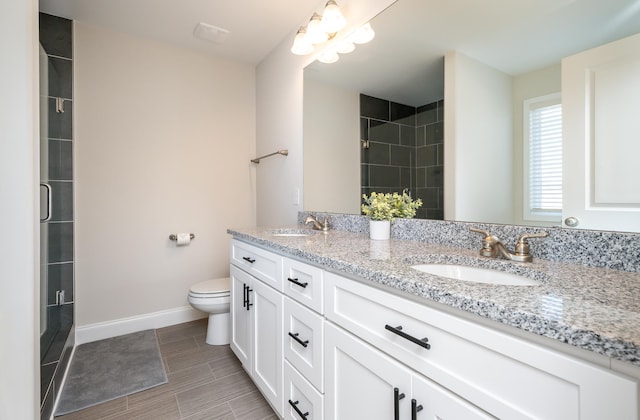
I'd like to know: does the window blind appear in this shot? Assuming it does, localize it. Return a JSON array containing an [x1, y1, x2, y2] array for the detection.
[[528, 101, 562, 217]]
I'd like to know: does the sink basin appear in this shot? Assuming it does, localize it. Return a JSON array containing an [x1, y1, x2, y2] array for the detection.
[[270, 229, 316, 237], [411, 264, 539, 286]]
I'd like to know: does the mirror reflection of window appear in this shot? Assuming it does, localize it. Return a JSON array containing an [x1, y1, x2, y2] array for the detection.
[[523, 93, 562, 223]]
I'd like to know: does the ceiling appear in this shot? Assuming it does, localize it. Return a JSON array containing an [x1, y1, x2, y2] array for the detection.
[[39, 0, 322, 64], [306, 0, 640, 106], [39, 0, 640, 103]]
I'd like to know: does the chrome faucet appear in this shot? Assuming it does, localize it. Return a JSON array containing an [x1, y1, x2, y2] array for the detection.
[[470, 227, 548, 262], [305, 215, 329, 232]]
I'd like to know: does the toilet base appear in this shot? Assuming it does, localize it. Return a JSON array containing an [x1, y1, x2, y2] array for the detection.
[[205, 312, 230, 345]]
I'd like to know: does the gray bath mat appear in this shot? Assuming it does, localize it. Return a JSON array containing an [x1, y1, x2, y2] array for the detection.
[[55, 329, 168, 415]]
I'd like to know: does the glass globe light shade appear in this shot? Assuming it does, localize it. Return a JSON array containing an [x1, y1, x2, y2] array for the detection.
[[306, 13, 329, 45], [291, 27, 314, 55], [351, 22, 375, 44], [335, 40, 355, 54], [321, 1, 346, 33], [318, 49, 339, 64]]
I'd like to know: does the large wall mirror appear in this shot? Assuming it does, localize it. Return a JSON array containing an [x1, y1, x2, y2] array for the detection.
[[303, 0, 640, 232]]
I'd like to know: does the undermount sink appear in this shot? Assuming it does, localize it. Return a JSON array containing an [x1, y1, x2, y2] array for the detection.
[[270, 229, 316, 237], [411, 264, 540, 286]]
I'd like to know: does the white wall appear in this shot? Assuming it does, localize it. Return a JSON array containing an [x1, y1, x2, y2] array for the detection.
[[0, 0, 39, 417], [303, 78, 360, 214], [256, 0, 395, 226], [74, 23, 256, 328], [511, 64, 561, 225], [444, 51, 513, 224]]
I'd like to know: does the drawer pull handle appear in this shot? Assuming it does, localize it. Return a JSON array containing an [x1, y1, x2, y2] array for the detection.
[[242, 256, 256, 263], [411, 399, 423, 420], [288, 399, 309, 419], [288, 332, 309, 348], [394, 387, 405, 420], [385, 325, 431, 350], [287, 277, 309, 288]]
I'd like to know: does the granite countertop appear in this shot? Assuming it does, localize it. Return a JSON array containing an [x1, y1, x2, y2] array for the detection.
[[228, 226, 640, 366]]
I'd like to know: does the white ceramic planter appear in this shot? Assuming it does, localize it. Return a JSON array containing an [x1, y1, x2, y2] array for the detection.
[[369, 220, 391, 240]]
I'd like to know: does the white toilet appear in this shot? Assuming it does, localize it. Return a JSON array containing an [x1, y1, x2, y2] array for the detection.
[[188, 277, 231, 345]]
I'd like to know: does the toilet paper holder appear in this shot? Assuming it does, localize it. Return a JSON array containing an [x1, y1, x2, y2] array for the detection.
[[169, 233, 195, 241]]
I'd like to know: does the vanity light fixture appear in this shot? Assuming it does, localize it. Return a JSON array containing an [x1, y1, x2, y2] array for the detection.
[[291, 0, 374, 63]]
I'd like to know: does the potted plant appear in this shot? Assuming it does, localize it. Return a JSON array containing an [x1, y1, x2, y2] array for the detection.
[[361, 191, 422, 240]]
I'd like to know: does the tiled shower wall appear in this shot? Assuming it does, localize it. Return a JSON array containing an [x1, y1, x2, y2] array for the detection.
[[415, 101, 444, 220], [40, 12, 75, 420], [360, 94, 444, 219]]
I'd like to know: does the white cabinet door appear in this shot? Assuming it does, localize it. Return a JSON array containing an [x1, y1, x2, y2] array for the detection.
[[252, 278, 284, 416], [562, 32, 640, 232], [411, 375, 494, 420], [325, 322, 412, 420], [230, 265, 252, 371]]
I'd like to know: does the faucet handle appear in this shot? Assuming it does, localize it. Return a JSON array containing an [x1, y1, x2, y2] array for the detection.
[[470, 227, 500, 257], [469, 227, 491, 238], [514, 231, 549, 257]]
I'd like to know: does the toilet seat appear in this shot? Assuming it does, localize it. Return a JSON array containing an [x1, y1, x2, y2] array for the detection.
[[189, 277, 230, 298]]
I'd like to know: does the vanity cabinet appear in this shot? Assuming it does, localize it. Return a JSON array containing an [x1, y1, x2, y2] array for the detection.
[[230, 237, 639, 420], [324, 272, 639, 420], [230, 241, 284, 416]]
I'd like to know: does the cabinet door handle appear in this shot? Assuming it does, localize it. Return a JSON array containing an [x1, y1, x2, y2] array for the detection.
[[288, 399, 309, 419], [246, 287, 253, 311], [411, 399, 423, 420], [385, 325, 431, 350], [288, 332, 309, 348], [287, 277, 309, 288], [242, 256, 256, 263], [394, 387, 405, 420], [243, 284, 248, 308]]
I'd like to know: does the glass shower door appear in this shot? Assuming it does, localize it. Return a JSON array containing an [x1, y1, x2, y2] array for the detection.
[[39, 13, 75, 418], [39, 43, 60, 360]]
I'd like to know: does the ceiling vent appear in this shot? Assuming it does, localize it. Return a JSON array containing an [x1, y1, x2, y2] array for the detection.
[[193, 22, 230, 44]]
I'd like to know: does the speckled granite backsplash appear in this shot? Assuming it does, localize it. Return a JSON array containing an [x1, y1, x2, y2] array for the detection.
[[299, 212, 640, 272]]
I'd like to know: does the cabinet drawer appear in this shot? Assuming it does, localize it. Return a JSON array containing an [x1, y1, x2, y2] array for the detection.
[[284, 297, 324, 392], [231, 239, 282, 291], [284, 361, 324, 420], [325, 272, 639, 420], [283, 257, 323, 313]]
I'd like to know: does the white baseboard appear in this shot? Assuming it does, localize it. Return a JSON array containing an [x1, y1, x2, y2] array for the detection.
[[75, 306, 207, 345]]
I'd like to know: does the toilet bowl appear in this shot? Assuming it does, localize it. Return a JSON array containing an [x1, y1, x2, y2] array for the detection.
[[188, 277, 230, 345]]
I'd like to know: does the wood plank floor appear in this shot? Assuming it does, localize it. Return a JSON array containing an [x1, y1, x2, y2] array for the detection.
[[56, 319, 278, 420]]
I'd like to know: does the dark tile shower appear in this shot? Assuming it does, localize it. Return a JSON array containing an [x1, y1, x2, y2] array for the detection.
[[360, 94, 444, 220], [40, 12, 75, 420]]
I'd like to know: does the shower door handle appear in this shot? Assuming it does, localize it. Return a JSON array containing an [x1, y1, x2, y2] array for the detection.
[[40, 183, 52, 222]]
